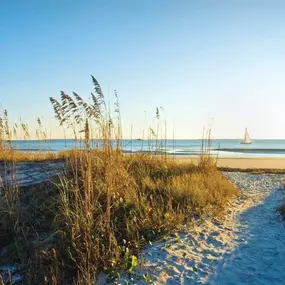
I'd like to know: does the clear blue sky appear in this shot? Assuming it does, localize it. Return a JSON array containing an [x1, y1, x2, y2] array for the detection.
[[1, 0, 285, 139]]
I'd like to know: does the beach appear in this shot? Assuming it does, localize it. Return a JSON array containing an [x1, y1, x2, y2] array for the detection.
[[176, 156, 285, 170], [2, 1, 285, 283], [1, 157, 285, 284], [1, 157, 285, 189]]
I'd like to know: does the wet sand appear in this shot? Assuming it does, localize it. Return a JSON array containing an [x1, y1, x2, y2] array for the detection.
[[176, 157, 285, 169]]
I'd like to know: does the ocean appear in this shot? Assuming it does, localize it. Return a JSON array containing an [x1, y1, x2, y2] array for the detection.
[[8, 139, 285, 158]]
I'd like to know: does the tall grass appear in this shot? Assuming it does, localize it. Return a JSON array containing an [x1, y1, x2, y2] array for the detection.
[[49, 151, 237, 284], [0, 110, 32, 284], [0, 76, 238, 284], [47, 76, 237, 283]]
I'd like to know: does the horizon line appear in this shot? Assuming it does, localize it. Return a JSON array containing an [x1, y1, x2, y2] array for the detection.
[[8, 138, 285, 141]]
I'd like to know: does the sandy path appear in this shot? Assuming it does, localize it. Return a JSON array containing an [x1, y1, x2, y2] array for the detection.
[[99, 172, 285, 284], [207, 173, 285, 284]]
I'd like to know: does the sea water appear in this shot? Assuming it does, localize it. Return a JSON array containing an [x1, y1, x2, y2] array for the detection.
[[9, 139, 285, 158]]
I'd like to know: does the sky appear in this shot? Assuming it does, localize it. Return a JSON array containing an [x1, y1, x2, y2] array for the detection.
[[1, 0, 285, 139]]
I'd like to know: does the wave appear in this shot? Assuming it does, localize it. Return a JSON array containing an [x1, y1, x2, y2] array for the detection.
[[216, 148, 285, 154], [122, 148, 211, 156]]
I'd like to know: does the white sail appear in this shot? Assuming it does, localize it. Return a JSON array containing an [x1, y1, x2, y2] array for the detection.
[[241, 128, 252, 144]]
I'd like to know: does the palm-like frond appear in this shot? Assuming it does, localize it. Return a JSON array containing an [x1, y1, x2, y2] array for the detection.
[[91, 75, 105, 107], [49, 97, 63, 123]]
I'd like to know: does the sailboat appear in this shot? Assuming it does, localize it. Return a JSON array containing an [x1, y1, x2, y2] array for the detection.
[[240, 128, 252, 144]]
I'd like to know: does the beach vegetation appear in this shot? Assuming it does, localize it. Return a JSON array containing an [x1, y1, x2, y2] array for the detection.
[[0, 76, 238, 284]]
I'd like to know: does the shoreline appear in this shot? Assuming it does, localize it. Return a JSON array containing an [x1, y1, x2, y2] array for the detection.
[[175, 156, 285, 170], [1, 149, 285, 170]]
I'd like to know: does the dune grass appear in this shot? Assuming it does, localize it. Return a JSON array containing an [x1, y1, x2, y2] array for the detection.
[[0, 148, 90, 162], [0, 152, 238, 284], [0, 76, 239, 284], [0, 149, 60, 162]]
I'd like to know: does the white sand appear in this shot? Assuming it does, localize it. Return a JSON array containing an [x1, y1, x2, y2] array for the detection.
[[98, 173, 285, 284]]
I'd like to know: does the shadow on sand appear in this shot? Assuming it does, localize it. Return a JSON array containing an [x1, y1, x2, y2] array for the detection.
[[206, 186, 285, 285]]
